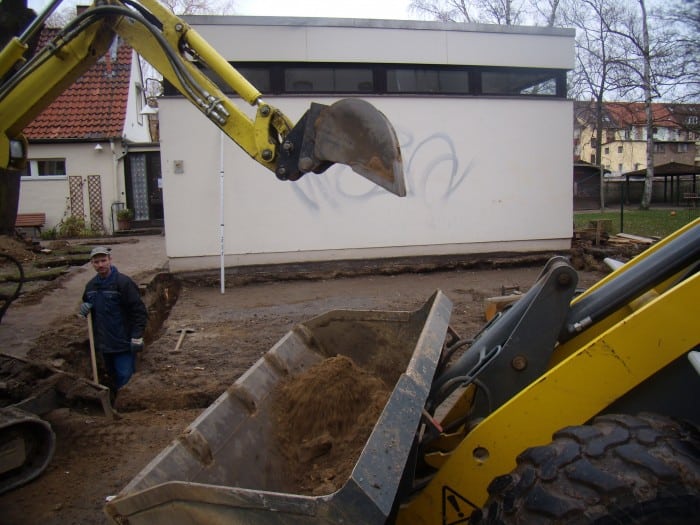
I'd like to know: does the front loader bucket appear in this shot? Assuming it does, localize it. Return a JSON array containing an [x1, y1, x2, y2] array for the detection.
[[276, 99, 406, 197], [105, 291, 452, 525]]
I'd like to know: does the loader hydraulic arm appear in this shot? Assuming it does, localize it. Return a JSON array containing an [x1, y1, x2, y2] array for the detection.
[[0, 0, 405, 194]]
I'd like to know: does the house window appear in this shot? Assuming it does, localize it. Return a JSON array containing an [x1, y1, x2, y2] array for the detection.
[[591, 138, 597, 148], [677, 143, 688, 153], [618, 145, 623, 153], [21, 158, 67, 179], [604, 147, 609, 154], [653, 143, 665, 153], [618, 163, 623, 172], [590, 154, 596, 164], [135, 83, 144, 126]]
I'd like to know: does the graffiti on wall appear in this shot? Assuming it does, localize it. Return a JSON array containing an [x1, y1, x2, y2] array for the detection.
[[287, 130, 476, 212]]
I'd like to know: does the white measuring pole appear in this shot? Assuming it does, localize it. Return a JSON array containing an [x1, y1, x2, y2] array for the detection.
[[219, 131, 225, 294]]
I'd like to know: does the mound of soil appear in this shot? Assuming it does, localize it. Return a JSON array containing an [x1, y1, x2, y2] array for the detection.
[[273, 355, 391, 495], [0, 235, 37, 263]]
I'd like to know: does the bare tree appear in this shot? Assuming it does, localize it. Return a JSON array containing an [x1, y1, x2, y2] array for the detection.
[[138, 0, 237, 94], [603, 0, 679, 209], [528, 0, 563, 27], [564, 0, 627, 210], [658, 0, 700, 102], [159, 0, 236, 15], [408, 0, 527, 25], [44, 0, 237, 26], [408, 0, 476, 22]]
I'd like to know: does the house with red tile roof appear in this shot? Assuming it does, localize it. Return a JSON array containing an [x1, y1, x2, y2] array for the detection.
[[574, 101, 700, 175], [17, 27, 161, 235]]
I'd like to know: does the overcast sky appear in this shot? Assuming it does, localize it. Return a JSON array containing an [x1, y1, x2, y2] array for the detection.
[[27, 0, 416, 20]]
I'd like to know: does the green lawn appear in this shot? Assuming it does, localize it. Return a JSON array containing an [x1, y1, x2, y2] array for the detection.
[[574, 208, 699, 238]]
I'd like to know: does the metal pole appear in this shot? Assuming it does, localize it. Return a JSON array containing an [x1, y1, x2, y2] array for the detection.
[[620, 180, 624, 233], [219, 131, 225, 294]]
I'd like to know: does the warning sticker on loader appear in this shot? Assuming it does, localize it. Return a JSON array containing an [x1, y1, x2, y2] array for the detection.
[[442, 485, 478, 525]]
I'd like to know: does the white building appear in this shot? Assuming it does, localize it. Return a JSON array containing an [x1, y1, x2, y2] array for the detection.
[[160, 17, 575, 272]]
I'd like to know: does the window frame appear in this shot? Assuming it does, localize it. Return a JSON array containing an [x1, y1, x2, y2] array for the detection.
[[20, 158, 68, 180]]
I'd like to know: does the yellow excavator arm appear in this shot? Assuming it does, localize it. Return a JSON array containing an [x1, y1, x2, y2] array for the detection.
[[0, 0, 405, 195]]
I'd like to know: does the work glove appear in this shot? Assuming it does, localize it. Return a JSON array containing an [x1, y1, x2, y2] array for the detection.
[[130, 337, 144, 353], [79, 302, 93, 317]]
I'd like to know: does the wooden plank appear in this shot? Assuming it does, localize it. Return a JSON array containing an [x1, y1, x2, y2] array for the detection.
[[484, 293, 522, 321], [616, 232, 654, 244]]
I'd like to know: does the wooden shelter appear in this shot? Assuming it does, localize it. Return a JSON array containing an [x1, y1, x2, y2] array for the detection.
[[623, 162, 699, 205]]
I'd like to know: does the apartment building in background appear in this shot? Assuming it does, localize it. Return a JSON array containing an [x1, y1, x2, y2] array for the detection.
[[575, 101, 700, 176]]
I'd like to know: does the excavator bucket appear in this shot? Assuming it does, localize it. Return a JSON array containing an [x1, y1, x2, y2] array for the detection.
[[104, 291, 452, 525], [276, 99, 406, 197]]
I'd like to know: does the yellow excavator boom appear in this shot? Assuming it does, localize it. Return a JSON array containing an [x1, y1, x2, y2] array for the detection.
[[0, 0, 405, 195]]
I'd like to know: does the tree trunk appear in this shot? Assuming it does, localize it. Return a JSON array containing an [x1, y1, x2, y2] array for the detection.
[[0, 169, 21, 236], [640, 0, 654, 210], [595, 99, 605, 211]]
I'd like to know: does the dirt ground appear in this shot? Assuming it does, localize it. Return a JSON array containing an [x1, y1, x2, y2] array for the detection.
[[0, 233, 627, 525]]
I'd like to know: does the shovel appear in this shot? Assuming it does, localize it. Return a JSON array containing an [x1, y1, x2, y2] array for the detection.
[[87, 311, 99, 384]]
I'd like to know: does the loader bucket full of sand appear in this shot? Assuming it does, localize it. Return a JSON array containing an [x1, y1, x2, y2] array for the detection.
[[105, 291, 452, 525]]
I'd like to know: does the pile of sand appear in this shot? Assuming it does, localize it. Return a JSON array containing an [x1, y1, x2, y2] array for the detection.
[[273, 355, 391, 495]]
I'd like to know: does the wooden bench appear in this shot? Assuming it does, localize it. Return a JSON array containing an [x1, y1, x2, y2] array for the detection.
[[15, 212, 47, 236]]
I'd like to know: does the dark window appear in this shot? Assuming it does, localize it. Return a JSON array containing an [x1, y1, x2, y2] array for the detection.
[[165, 61, 568, 99], [481, 69, 562, 96], [284, 67, 373, 93], [37, 159, 66, 176], [20, 159, 66, 178], [386, 68, 470, 94]]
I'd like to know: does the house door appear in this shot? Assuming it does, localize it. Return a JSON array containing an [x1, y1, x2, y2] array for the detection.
[[125, 152, 163, 226]]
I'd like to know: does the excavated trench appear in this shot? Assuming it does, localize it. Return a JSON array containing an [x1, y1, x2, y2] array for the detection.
[[19, 272, 183, 400], [141, 272, 182, 346]]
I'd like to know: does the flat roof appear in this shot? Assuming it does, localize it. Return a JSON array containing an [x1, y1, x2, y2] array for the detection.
[[183, 15, 576, 38]]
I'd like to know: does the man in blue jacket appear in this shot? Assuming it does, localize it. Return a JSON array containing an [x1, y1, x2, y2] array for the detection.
[[80, 246, 148, 391]]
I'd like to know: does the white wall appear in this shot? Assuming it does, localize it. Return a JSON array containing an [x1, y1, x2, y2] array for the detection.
[[160, 17, 575, 271], [161, 96, 573, 271], [123, 50, 153, 144], [19, 142, 126, 233], [191, 16, 574, 69]]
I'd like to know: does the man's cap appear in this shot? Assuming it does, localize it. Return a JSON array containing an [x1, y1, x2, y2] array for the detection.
[[90, 246, 112, 258]]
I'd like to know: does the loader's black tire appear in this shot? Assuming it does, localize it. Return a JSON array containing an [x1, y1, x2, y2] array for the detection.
[[474, 413, 700, 525]]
